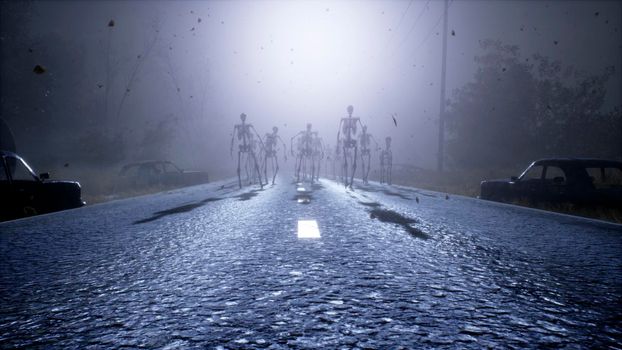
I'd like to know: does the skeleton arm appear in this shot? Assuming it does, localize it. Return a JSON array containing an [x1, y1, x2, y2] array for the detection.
[[277, 135, 288, 159], [290, 131, 303, 156], [370, 134, 381, 151], [250, 125, 266, 152], [336, 119, 343, 152]]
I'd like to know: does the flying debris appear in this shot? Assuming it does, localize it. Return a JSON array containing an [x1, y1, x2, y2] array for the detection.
[[594, 11, 599, 16], [554, 40, 558, 45], [451, 29, 455, 36], [391, 114, 397, 127], [33, 65, 46, 74], [97, 84, 103, 88], [64, 163, 69, 168], [108, 20, 115, 27]]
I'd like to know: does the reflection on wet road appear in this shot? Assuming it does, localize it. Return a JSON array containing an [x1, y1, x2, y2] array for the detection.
[[1, 176, 621, 348]]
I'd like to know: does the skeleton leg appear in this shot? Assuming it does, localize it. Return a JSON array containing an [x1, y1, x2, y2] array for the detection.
[[263, 154, 269, 185], [237, 151, 242, 188], [296, 155, 302, 183], [250, 151, 263, 189], [342, 148, 348, 188], [361, 152, 367, 184], [350, 146, 357, 188], [316, 156, 321, 181], [365, 153, 371, 184], [273, 156, 279, 185]]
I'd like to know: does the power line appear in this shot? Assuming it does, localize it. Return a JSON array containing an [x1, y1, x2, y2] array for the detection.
[[384, 0, 415, 50], [411, 0, 454, 57], [396, 0, 432, 51]]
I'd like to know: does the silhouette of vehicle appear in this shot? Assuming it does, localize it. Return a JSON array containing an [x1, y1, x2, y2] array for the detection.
[[116, 160, 209, 191], [0, 150, 85, 221], [480, 158, 622, 206]]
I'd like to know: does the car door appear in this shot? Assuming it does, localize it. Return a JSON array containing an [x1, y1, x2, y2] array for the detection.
[[542, 165, 568, 202], [516, 164, 545, 202], [3, 155, 41, 216]]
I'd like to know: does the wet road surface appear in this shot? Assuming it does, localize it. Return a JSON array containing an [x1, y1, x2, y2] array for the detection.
[[1, 175, 621, 349]]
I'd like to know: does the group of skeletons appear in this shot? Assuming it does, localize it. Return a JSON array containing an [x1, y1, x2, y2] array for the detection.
[[333, 105, 392, 188], [230, 113, 287, 189], [230, 105, 393, 189]]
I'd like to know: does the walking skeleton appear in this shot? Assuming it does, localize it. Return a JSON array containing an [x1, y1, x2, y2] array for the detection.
[[358, 125, 380, 185], [332, 138, 344, 182], [230, 113, 264, 189], [290, 123, 315, 183], [337, 105, 364, 188], [262, 126, 287, 185], [311, 131, 325, 182], [380, 136, 393, 185]]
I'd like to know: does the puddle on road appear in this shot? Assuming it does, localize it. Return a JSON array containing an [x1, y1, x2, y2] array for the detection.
[[369, 208, 429, 239], [235, 189, 261, 201], [358, 201, 382, 208], [134, 197, 223, 224]]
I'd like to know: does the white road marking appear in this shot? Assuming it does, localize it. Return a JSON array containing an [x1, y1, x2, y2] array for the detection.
[[297, 220, 321, 239]]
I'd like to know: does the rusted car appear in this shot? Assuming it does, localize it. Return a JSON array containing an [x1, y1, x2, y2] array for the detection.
[[115, 160, 209, 192], [480, 158, 622, 206], [0, 150, 85, 221]]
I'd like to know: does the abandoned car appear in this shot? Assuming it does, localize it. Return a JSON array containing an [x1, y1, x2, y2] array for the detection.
[[480, 158, 622, 206], [116, 160, 209, 192], [0, 150, 85, 221]]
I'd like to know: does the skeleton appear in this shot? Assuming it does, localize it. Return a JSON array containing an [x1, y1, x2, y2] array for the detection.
[[262, 126, 287, 185], [311, 131, 324, 182], [332, 138, 344, 181], [358, 125, 379, 185], [380, 136, 393, 185], [290, 123, 315, 183], [230, 113, 264, 189], [337, 105, 364, 188]]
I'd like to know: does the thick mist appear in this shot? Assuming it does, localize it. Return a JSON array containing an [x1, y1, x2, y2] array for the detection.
[[1, 0, 620, 200]]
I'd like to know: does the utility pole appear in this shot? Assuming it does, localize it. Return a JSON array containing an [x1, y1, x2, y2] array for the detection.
[[437, 0, 449, 172]]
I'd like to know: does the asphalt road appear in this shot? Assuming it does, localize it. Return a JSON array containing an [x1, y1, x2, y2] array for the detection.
[[1, 175, 621, 349]]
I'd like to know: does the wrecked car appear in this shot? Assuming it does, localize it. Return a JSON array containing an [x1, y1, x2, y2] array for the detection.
[[115, 160, 209, 192], [480, 158, 622, 206], [0, 150, 85, 221]]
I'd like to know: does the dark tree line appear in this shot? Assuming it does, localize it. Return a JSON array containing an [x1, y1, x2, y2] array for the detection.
[[445, 39, 621, 170]]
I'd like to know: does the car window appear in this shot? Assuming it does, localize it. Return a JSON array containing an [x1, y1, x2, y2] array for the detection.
[[545, 166, 566, 183], [587, 167, 622, 188], [6, 156, 37, 181], [164, 162, 178, 173], [520, 165, 544, 180]]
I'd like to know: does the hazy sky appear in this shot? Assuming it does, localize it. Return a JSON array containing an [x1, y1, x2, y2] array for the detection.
[[21, 0, 622, 169]]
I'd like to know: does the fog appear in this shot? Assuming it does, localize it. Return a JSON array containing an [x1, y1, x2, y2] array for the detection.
[[1, 0, 620, 200]]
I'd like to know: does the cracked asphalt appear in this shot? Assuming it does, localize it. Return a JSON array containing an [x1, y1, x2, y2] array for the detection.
[[1, 175, 621, 349]]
